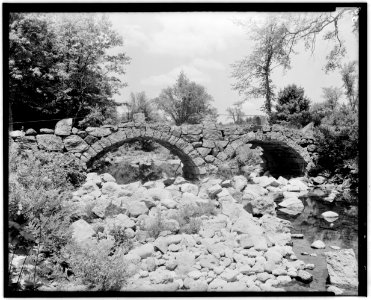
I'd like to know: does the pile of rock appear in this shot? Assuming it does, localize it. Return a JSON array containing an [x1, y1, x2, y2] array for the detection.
[[68, 173, 315, 291]]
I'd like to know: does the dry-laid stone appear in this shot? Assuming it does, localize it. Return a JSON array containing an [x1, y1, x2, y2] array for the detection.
[[85, 127, 111, 137], [63, 135, 89, 152], [36, 134, 63, 151], [55, 118, 72, 136]]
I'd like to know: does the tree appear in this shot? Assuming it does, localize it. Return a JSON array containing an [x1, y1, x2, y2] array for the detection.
[[309, 102, 333, 126], [8, 13, 130, 129], [340, 61, 358, 111], [231, 17, 289, 115], [322, 86, 343, 110], [226, 101, 245, 124], [271, 84, 311, 128], [156, 72, 216, 125], [123, 92, 159, 122], [9, 13, 59, 130], [231, 8, 360, 117]]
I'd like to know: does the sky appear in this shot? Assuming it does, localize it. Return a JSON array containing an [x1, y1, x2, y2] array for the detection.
[[106, 10, 358, 123]]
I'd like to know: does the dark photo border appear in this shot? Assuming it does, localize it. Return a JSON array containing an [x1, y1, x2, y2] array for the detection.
[[3, 2, 367, 297]]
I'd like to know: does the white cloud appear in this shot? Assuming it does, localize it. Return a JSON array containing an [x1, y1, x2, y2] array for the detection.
[[140, 57, 225, 87], [146, 13, 247, 57]]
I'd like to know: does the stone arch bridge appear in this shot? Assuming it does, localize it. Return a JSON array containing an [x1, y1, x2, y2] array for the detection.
[[10, 117, 318, 179]]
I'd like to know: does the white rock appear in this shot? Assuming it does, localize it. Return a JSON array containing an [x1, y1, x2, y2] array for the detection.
[[232, 175, 247, 192], [325, 249, 358, 288], [278, 197, 304, 215], [129, 243, 154, 259], [311, 240, 326, 249], [321, 211, 339, 223], [101, 173, 116, 183], [327, 285, 344, 295], [207, 184, 223, 198], [188, 270, 202, 280], [180, 183, 199, 195], [70, 219, 95, 247]]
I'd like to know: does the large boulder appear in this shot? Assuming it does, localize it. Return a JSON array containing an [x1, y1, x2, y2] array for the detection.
[[10, 130, 25, 138], [199, 215, 228, 238], [55, 118, 72, 136], [324, 249, 358, 288], [63, 135, 89, 152], [128, 243, 154, 259], [246, 195, 276, 216], [127, 201, 149, 217], [70, 219, 95, 247], [259, 214, 292, 246], [232, 175, 247, 192], [278, 197, 304, 215], [36, 134, 64, 151], [232, 211, 264, 238], [311, 240, 326, 249]]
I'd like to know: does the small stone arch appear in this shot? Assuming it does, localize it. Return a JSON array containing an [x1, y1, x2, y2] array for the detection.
[[80, 126, 208, 180], [216, 131, 310, 178]]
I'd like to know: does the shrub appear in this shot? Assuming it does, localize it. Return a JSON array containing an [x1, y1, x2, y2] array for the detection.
[[271, 84, 312, 128], [174, 201, 217, 234], [62, 238, 128, 290], [8, 145, 86, 290], [109, 226, 133, 253]]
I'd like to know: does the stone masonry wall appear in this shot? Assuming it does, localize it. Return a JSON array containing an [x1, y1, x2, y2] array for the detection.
[[9, 116, 318, 179]]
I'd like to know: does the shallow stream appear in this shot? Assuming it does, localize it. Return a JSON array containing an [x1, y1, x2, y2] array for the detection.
[[277, 192, 358, 294]]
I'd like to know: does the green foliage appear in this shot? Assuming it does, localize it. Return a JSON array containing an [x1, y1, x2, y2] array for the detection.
[[321, 86, 343, 110], [8, 145, 86, 290], [9, 13, 130, 128], [109, 226, 133, 253], [309, 102, 333, 126], [232, 18, 288, 114], [156, 72, 217, 125], [271, 84, 311, 128], [314, 105, 358, 176], [123, 92, 159, 122], [341, 61, 358, 111], [174, 201, 217, 234], [62, 239, 128, 290]]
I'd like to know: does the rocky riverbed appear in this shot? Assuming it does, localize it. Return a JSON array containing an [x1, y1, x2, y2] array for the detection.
[[11, 171, 358, 293]]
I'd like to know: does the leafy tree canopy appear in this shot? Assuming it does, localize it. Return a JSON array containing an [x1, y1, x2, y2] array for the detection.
[[271, 84, 311, 128], [156, 72, 217, 125], [9, 13, 130, 129]]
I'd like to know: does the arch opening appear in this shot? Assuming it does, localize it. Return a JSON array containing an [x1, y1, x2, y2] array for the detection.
[[236, 140, 307, 178], [85, 137, 201, 180]]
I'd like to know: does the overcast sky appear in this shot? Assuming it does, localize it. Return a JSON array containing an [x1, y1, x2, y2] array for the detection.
[[106, 10, 358, 123]]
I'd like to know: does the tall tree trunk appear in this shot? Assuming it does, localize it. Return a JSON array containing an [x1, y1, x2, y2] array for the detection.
[[265, 72, 271, 115]]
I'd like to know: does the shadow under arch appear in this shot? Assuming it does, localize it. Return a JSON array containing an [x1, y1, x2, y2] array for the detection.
[[85, 136, 201, 180], [237, 139, 308, 178]]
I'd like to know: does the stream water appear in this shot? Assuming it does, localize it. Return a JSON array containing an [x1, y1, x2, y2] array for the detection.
[[277, 192, 359, 295]]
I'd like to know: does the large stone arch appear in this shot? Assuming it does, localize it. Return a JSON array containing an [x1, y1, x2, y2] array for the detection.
[[79, 126, 208, 179]]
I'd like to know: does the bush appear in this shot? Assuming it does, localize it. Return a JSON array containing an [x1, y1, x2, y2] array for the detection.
[[8, 145, 86, 290], [174, 201, 217, 234], [62, 238, 128, 290], [314, 105, 358, 192], [109, 226, 133, 253]]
